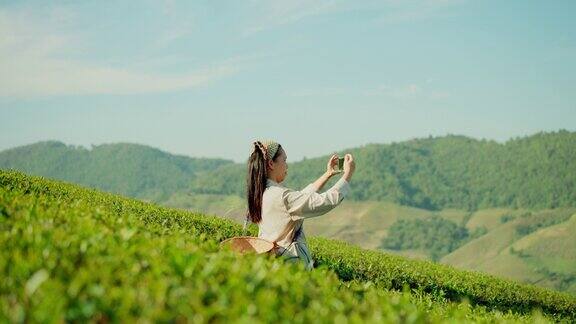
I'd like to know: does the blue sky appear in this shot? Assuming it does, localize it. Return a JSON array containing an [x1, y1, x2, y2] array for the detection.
[[1, 0, 575, 163]]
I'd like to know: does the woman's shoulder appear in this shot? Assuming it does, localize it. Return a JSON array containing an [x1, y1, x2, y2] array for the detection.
[[264, 182, 298, 204], [266, 179, 288, 191], [264, 183, 289, 195]]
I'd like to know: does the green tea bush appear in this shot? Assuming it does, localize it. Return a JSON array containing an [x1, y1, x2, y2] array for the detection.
[[310, 238, 575, 320], [1, 170, 573, 322]]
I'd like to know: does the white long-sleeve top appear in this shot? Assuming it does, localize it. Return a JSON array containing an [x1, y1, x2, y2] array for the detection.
[[258, 177, 351, 270]]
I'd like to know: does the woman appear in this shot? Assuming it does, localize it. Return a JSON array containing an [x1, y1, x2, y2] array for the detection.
[[246, 139, 355, 270]]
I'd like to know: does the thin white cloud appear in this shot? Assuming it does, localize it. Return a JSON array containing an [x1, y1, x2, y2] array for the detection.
[[156, 0, 195, 47], [288, 87, 348, 97], [365, 83, 450, 100], [155, 20, 195, 47], [375, 0, 466, 24], [242, 0, 341, 37], [288, 83, 450, 100], [242, 0, 466, 36], [364, 84, 421, 98], [0, 7, 238, 98]]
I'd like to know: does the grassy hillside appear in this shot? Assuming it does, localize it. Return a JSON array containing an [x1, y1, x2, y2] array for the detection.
[[164, 195, 576, 295], [3, 170, 573, 322], [0, 141, 232, 202], [442, 208, 576, 294]]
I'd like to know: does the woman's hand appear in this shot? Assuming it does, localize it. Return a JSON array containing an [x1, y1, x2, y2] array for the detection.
[[326, 154, 340, 177], [343, 153, 355, 182]]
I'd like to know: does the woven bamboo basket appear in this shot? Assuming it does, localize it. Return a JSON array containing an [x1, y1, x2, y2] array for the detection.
[[220, 236, 277, 255]]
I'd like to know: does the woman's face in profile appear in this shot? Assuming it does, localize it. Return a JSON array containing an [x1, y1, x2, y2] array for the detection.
[[272, 148, 288, 183]]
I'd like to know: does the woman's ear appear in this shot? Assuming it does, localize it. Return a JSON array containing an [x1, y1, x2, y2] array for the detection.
[[266, 159, 274, 171]]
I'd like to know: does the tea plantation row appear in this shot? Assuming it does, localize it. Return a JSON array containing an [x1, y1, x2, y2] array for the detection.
[[1, 170, 573, 322]]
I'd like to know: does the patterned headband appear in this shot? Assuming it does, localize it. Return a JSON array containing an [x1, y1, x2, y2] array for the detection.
[[254, 140, 280, 161]]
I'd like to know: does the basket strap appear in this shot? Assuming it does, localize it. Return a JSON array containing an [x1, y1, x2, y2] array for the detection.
[[243, 215, 280, 252], [242, 214, 250, 236]]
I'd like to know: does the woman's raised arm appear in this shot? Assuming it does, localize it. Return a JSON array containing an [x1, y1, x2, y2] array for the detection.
[[283, 177, 351, 220]]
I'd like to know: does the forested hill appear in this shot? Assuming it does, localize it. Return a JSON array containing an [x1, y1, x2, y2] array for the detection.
[[0, 141, 233, 201], [1, 130, 575, 211], [188, 130, 576, 211]]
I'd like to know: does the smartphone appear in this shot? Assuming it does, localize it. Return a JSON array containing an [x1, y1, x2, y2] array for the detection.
[[337, 157, 344, 172]]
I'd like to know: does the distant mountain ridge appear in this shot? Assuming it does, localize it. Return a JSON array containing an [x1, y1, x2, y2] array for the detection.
[[0, 141, 233, 201], [1, 129, 575, 210], [189, 130, 576, 211]]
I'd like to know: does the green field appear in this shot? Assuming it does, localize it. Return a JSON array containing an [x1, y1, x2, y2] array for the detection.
[[163, 193, 576, 296], [2, 170, 575, 322]]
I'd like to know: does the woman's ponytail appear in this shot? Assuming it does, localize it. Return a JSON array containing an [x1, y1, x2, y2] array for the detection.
[[246, 141, 281, 223]]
